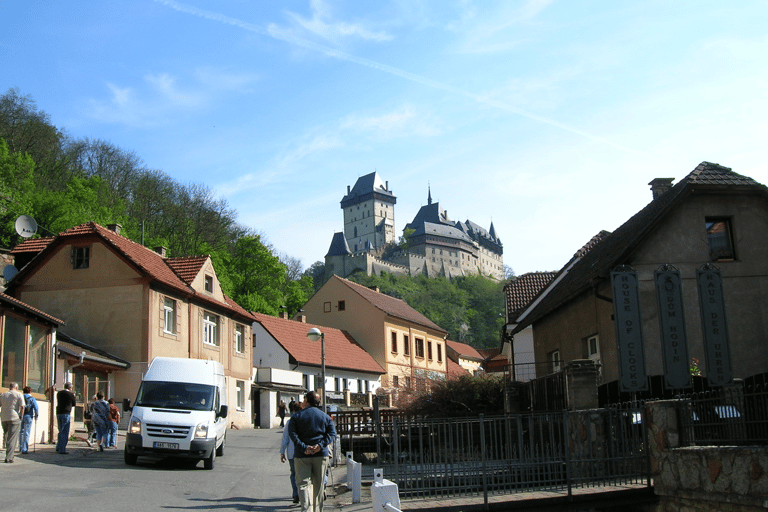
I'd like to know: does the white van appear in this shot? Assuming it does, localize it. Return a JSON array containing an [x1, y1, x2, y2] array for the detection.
[[123, 357, 228, 469]]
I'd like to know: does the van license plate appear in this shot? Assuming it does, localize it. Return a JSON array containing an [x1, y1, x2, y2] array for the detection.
[[153, 442, 179, 450]]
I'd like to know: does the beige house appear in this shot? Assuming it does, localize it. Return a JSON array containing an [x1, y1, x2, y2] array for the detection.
[[301, 275, 448, 393], [510, 162, 768, 398], [7, 222, 254, 427], [445, 340, 484, 375]]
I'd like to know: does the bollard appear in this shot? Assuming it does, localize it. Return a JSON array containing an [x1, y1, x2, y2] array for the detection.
[[371, 468, 400, 512], [346, 452, 361, 503]]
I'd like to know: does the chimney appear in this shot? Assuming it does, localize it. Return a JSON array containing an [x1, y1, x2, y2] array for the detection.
[[298, 314, 306, 323], [369, 286, 380, 293], [154, 246, 167, 258], [649, 178, 674, 200], [107, 223, 122, 235], [279, 311, 288, 320]]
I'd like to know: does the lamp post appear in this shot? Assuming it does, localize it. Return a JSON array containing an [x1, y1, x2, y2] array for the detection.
[[306, 327, 326, 413]]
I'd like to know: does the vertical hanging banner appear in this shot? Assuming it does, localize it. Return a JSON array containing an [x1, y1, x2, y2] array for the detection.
[[654, 265, 691, 389], [611, 266, 648, 392], [696, 264, 733, 386]]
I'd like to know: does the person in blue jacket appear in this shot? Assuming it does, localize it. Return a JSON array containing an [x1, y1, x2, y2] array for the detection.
[[288, 392, 336, 512], [20, 386, 38, 454]]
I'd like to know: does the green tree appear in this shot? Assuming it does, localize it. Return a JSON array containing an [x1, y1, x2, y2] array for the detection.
[[0, 138, 36, 247]]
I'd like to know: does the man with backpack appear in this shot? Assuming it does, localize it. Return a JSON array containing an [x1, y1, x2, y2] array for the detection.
[[20, 386, 38, 454]]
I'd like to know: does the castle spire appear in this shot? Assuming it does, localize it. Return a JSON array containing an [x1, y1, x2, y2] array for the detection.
[[428, 184, 432, 205]]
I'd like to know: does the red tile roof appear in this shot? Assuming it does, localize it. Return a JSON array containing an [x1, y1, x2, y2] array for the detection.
[[166, 256, 209, 284], [253, 312, 385, 374], [333, 276, 447, 334], [446, 340, 484, 360], [447, 358, 470, 379], [0, 291, 65, 325], [477, 348, 500, 360], [504, 272, 557, 318], [10, 237, 54, 254], [9, 222, 253, 322]]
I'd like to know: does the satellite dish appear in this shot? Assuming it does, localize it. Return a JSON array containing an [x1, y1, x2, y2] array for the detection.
[[15, 215, 37, 238], [2, 265, 18, 281]]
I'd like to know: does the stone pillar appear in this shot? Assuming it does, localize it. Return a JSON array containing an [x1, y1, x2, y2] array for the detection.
[[366, 391, 373, 408], [505, 381, 525, 414], [564, 359, 599, 411], [344, 389, 351, 407]]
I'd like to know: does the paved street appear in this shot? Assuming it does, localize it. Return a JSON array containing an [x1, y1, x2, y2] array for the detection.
[[0, 428, 314, 512]]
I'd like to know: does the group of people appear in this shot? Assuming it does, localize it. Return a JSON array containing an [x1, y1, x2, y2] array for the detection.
[[0, 382, 40, 463], [55, 383, 120, 454], [280, 392, 337, 512]]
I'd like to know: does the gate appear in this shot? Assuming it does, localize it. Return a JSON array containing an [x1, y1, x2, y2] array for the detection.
[[377, 407, 649, 499]]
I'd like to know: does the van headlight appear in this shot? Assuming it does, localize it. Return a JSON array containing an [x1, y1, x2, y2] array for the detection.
[[194, 423, 209, 439], [129, 418, 142, 435]]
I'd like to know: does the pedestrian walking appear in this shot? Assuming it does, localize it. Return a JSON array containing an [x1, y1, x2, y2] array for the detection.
[[90, 392, 110, 452], [0, 382, 25, 463], [56, 382, 77, 454], [278, 399, 287, 427], [107, 398, 120, 448], [280, 402, 300, 504], [288, 392, 336, 512], [20, 386, 39, 454]]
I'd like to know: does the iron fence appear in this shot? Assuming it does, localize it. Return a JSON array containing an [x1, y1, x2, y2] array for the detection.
[[677, 384, 768, 446], [375, 408, 649, 500]]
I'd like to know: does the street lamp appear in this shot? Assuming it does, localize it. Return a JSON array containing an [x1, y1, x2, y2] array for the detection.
[[306, 327, 326, 413]]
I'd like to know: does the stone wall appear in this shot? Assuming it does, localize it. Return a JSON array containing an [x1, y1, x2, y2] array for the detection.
[[646, 400, 768, 511]]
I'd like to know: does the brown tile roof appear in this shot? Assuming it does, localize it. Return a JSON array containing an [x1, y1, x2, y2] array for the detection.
[[253, 312, 385, 374], [333, 276, 448, 334], [512, 162, 767, 335], [10, 236, 55, 254], [446, 340, 484, 360], [9, 222, 253, 322], [166, 256, 209, 284], [0, 291, 64, 325], [504, 272, 557, 317], [484, 354, 510, 373], [477, 348, 500, 360]]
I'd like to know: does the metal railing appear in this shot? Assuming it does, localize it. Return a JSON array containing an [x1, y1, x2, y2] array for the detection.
[[677, 384, 768, 446], [375, 408, 649, 499]]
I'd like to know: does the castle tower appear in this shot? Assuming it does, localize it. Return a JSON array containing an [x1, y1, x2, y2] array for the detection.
[[340, 172, 397, 253]]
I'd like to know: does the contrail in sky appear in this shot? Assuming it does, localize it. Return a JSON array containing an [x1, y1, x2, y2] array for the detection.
[[153, 0, 637, 154]]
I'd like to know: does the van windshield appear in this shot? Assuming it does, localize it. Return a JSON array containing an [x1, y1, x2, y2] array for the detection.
[[135, 381, 216, 411]]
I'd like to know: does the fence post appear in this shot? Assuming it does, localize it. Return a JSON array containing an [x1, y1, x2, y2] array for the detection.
[[372, 468, 401, 512], [563, 409, 572, 498], [346, 451, 361, 503], [374, 395, 381, 466], [479, 414, 488, 510]]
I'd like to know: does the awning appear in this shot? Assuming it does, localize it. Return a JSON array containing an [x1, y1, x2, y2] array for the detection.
[[252, 382, 307, 394], [57, 332, 131, 372]]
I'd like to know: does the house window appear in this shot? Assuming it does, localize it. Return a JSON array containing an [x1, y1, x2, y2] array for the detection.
[[163, 298, 177, 334], [303, 374, 309, 390], [392, 375, 399, 387], [548, 350, 561, 373], [334, 377, 340, 392], [706, 218, 735, 261], [72, 246, 89, 269], [343, 378, 348, 391], [324, 302, 331, 313], [204, 275, 213, 293], [404, 335, 410, 356], [314, 375, 323, 390], [235, 324, 244, 354], [357, 379, 362, 392], [236, 380, 245, 410], [427, 340, 433, 361], [365, 380, 370, 393], [2, 315, 25, 388], [203, 312, 219, 346], [405, 376, 411, 388], [415, 338, 425, 358], [338, 300, 346, 311], [437, 344, 442, 363], [391, 331, 398, 353], [587, 335, 599, 362], [27, 324, 47, 394]]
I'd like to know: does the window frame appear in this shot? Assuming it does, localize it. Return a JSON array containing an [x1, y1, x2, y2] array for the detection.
[[204, 275, 214, 293], [72, 246, 90, 270], [235, 324, 245, 354], [163, 298, 177, 335], [203, 311, 220, 346], [391, 331, 398, 353], [549, 349, 561, 373], [403, 335, 410, 356], [415, 338, 425, 359], [338, 300, 346, 311], [705, 217, 736, 261]]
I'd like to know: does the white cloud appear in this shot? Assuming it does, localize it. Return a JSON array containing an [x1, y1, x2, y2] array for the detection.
[[340, 106, 440, 137], [283, 0, 393, 43]]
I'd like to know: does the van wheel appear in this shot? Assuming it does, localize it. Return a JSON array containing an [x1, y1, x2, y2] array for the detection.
[[216, 434, 225, 457], [204, 449, 215, 470], [125, 450, 138, 466]]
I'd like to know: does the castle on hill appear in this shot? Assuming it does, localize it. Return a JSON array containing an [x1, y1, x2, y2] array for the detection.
[[324, 172, 504, 281]]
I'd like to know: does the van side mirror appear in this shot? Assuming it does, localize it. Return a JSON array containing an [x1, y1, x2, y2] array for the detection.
[[218, 405, 228, 419], [123, 398, 132, 412]]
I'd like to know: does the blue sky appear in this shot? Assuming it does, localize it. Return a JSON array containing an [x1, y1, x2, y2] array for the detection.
[[2, 1, 766, 275]]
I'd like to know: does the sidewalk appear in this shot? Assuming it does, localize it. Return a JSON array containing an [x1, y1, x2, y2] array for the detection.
[[1, 430, 121, 466]]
